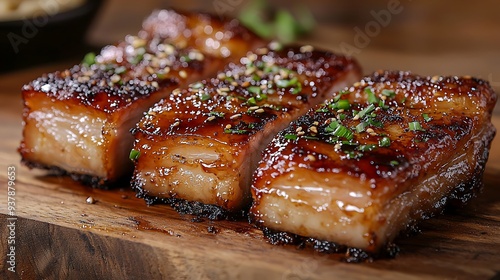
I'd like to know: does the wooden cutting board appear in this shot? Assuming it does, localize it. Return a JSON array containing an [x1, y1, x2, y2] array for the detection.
[[1, 63, 499, 280]]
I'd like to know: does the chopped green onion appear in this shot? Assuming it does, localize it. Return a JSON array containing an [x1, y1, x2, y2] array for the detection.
[[247, 97, 257, 106], [82, 52, 96, 66], [316, 107, 329, 113], [190, 82, 204, 89], [409, 121, 424, 131], [276, 77, 298, 88], [324, 120, 340, 133], [291, 83, 302, 94], [366, 118, 383, 128], [224, 129, 248, 134], [303, 135, 319, 140], [248, 86, 261, 95], [336, 99, 351, 110], [379, 137, 391, 147], [209, 111, 225, 117], [332, 124, 353, 140], [382, 89, 396, 98], [200, 93, 211, 101], [357, 104, 376, 119], [256, 94, 267, 101], [356, 122, 368, 133], [365, 87, 379, 104], [129, 149, 140, 161], [422, 113, 432, 122], [378, 99, 389, 110], [358, 144, 377, 152], [338, 113, 347, 120], [390, 160, 399, 166]]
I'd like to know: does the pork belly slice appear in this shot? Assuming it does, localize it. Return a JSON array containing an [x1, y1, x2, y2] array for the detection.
[[19, 9, 264, 187], [250, 71, 497, 258], [131, 46, 362, 218]]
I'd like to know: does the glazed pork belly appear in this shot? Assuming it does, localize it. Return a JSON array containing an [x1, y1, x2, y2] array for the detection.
[[131, 45, 361, 218], [19, 10, 264, 187], [250, 71, 497, 259]]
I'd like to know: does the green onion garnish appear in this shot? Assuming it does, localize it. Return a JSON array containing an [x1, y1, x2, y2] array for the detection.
[[333, 89, 350, 102], [382, 89, 396, 98], [200, 93, 211, 101], [284, 133, 298, 140], [224, 129, 248, 134], [358, 144, 377, 152], [409, 121, 424, 131], [357, 104, 376, 119], [129, 149, 140, 161], [248, 86, 261, 95], [379, 137, 391, 147], [190, 82, 204, 89], [336, 99, 351, 110], [82, 52, 96, 66], [365, 87, 379, 104], [209, 111, 225, 118], [338, 113, 347, 120], [356, 122, 368, 133], [247, 97, 257, 106], [422, 113, 432, 122], [332, 124, 353, 140], [390, 160, 399, 166], [303, 136, 319, 140], [276, 77, 298, 88]]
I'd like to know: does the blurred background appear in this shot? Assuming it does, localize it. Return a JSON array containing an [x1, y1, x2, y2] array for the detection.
[[1, 0, 499, 91]]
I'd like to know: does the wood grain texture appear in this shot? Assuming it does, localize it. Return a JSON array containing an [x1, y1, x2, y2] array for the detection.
[[1, 65, 499, 280]]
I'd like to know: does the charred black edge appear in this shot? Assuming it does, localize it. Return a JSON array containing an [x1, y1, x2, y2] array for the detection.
[[259, 227, 399, 263], [20, 158, 127, 189], [132, 183, 247, 221]]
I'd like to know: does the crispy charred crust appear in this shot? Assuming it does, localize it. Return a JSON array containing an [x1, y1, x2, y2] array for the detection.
[[20, 159, 130, 189], [261, 227, 399, 262], [133, 184, 246, 220]]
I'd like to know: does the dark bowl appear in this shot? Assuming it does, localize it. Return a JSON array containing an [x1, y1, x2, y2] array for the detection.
[[0, 0, 104, 72]]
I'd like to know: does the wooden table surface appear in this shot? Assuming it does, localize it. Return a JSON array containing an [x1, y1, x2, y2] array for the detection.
[[1, 1, 500, 279]]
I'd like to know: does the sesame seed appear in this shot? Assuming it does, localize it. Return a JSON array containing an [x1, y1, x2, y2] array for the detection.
[[86, 196, 95, 204], [334, 143, 341, 150], [353, 82, 361, 87], [366, 128, 375, 134], [269, 41, 282, 51], [217, 73, 226, 80], [230, 114, 242, 119], [146, 66, 155, 74], [172, 88, 182, 95], [151, 81, 159, 88], [337, 109, 345, 113], [306, 154, 316, 161], [296, 127, 303, 132], [431, 75, 440, 83], [132, 38, 146, 48], [297, 131, 305, 136], [163, 67, 171, 74], [247, 53, 257, 62], [256, 47, 269, 55], [255, 108, 265, 113], [164, 44, 175, 54], [300, 45, 314, 53], [463, 75, 472, 79], [248, 106, 259, 111], [353, 114, 360, 121], [225, 124, 232, 129], [172, 121, 180, 127], [381, 95, 387, 101], [309, 126, 318, 134], [78, 76, 90, 83], [179, 70, 187, 79], [110, 74, 120, 84], [207, 116, 216, 121], [241, 81, 250, 87], [231, 81, 238, 86]]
